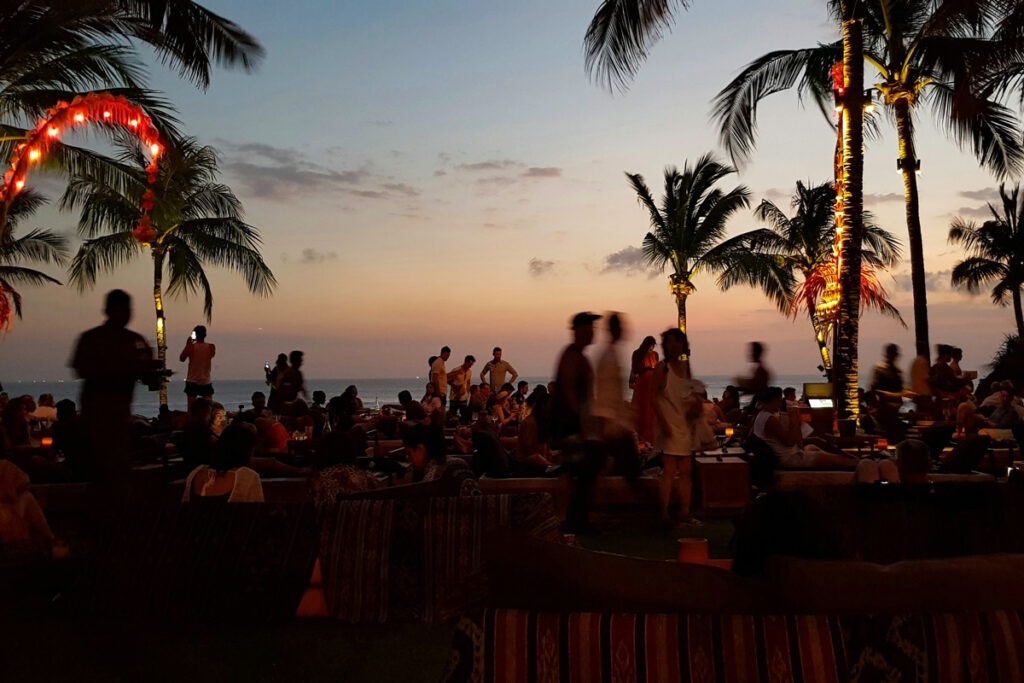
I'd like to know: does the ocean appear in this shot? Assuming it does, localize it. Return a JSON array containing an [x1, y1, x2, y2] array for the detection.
[[2, 374, 827, 417]]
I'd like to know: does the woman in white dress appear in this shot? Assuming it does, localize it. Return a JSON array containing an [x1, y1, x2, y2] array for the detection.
[[651, 328, 705, 527]]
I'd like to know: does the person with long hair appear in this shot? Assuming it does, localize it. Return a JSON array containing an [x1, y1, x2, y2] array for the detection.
[[401, 424, 479, 495], [630, 335, 659, 445], [182, 423, 264, 502], [652, 328, 703, 527]]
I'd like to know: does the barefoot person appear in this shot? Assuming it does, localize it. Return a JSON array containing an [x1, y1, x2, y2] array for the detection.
[[652, 328, 703, 527]]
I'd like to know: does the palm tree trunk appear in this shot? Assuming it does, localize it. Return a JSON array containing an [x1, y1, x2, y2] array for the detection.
[[676, 293, 689, 360], [153, 250, 168, 407], [811, 314, 832, 375], [1014, 287, 1024, 339], [893, 98, 929, 361], [834, 6, 865, 421]]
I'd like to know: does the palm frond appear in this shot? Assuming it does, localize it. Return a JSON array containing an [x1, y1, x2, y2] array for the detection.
[[711, 43, 841, 165], [0, 265, 62, 288], [950, 255, 1009, 292], [68, 231, 141, 291], [0, 228, 69, 265], [118, 0, 265, 89], [583, 0, 689, 93], [929, 80, 1024, 179]]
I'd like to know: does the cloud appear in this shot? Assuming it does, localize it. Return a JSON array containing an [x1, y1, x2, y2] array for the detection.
[[521, 167, 561, 178], [282, 248, 337, 264], [864, 192, 903, 203], [456, 159, 522, 172], [951, 204, 994, 219], [959, 187, 1000, 202], [219, 141, 303, 165], [217, 139, 418, 202], [528, 258, 555, 277], [346, 189, 387, 199], [892, 269, 952, 292], [365, 120, 393, 127], [382, 182, 420, 197], [601, 245, 655, 277], [476, 176, 518, 187], [433, 170, 447, 177], [761, 188, 789, 201]]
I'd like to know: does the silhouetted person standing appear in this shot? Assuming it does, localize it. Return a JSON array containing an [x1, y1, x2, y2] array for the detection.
[[70, 290, 161, 495], [180, 325, 216, 410], [552, 312, 602, 534]]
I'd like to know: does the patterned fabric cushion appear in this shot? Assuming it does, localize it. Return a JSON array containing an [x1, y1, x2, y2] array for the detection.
[[444, 609, 1024, 682], [318, 493, 562, 623]]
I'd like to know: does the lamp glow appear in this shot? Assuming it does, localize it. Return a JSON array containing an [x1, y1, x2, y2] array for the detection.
[[73, 113, 85, 123], [47, 127, 58, 137], [27, 149, 39, 161]]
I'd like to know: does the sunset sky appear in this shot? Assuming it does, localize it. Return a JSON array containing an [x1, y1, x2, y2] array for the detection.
[[0, 0, 1017, 383]]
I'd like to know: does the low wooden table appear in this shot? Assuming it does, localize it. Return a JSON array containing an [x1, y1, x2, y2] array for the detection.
[[694, 456, 750, 511]]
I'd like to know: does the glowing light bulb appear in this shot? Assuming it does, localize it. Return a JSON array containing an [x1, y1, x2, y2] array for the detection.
[[73, 113, 85, 123], [14, 179, 24, 190], [149, 143, 160, 156], [102, 111, 111, 119], [865, 103, 875, 114], [129, 119, 139, 128], [47, 126, 58, 137], [28, 149, 39, 161]]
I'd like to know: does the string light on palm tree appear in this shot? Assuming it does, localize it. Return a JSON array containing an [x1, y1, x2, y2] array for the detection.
[[0, 93, 162, 244], [0, 93, 163, 330]]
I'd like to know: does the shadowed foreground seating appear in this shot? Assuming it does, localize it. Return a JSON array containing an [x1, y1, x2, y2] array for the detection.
[[316, 493, 562, 623], [444, 609, 1024, 682], [444, 534, 1024, 682], [74, 502, 319, 622]]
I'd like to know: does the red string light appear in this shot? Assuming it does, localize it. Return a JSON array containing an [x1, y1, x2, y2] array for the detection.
[[0, 92, 163, 245]]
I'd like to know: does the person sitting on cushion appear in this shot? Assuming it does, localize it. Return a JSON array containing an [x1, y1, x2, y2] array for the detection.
[[401, 424, 479, 495], [311, 428, 378, 504], [752, 387, 858, 469], [182, 423, 264, 502]]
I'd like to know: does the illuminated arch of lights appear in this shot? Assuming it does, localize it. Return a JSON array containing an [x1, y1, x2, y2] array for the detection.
[[0, 92, 163, 330]]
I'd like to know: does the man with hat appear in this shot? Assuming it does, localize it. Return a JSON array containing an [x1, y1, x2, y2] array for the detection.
[[552, 312, 602, 533]]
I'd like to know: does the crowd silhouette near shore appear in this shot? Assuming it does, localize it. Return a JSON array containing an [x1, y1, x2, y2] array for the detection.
[[0, 289, 1022, 550]]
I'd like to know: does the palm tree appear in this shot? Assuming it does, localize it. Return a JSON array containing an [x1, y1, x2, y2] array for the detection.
[[629, 154, 792, 344], [711, 0, 1023, 363], [585, 0, 869, 419], [0, 189, 69, 329], [752, 181, 905, 374], [64, 138, 276, 405], [949, 184, 1024, 339], [0, 0, 265, 244]]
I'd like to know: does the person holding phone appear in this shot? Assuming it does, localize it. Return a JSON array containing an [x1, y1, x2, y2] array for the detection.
[[180, 325, 216, 409]]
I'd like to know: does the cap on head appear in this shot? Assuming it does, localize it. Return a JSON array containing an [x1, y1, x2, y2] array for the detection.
[[570, 311, 601, 329]]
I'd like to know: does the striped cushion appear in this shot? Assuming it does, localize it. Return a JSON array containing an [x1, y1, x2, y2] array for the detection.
[[444, 609, 1024, 682], [319, 493, 562, 623]]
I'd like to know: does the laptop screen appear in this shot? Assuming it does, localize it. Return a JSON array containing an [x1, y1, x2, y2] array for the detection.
[[808, 398, 834, 409]]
